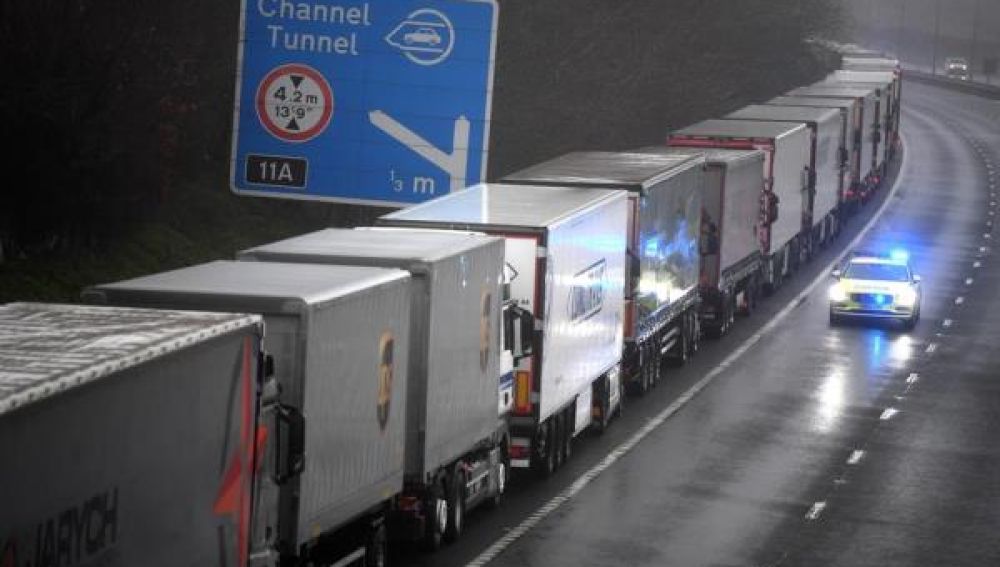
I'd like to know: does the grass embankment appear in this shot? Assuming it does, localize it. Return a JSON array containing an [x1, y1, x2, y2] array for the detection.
[[0, 182, 390, 303]]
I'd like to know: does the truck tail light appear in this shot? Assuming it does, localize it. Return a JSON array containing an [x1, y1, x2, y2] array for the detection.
[[514, 370, 532, 415], [509, 444, 529, 460], [398, 496, 421, 513]]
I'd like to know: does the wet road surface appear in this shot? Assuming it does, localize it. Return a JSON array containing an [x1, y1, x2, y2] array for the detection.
[[396, 80, 1000, 567]]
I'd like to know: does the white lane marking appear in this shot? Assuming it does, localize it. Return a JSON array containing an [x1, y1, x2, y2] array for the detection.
[[805, 501, 827, 521], [463, 130, 914, 567], [926, 342, 939, 354], [974, 261, 982, 268], [880, 408, 899, 421], [847, 450, 865, 465], [907, 372, 920, 384], [966, 278, 974, 285], [984, 233, 992, 239], [956, 296, 965, 304], [943, 319, 953, 327]]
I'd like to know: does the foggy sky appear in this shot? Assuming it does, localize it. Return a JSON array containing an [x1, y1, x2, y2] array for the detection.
[[846, 0, 1000, 76]]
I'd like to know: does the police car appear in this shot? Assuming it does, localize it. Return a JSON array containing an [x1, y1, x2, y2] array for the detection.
[[828, 250, 922, 329]]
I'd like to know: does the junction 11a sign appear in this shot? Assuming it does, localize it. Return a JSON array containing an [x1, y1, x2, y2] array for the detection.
[[231, 0, 498, 206]]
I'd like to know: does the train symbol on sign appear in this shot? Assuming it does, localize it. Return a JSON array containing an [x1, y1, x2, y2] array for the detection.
[[385, 9, 455, 66]]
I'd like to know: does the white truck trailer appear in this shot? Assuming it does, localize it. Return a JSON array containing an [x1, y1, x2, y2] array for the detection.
[[379, 184, 628, 476], [842, 56, 900, 75], [0, 303, 264, 567], [668, 119, 811, 291], [238, 227, 522, 548], [725, 104, 846, 249], [636, 147, 766, 336], [785, 84, 881, 196], [824, 70, 901, 164], [502, 151, 704, 396], [85, 261, 413, 567], [765, 96, 863, 213]]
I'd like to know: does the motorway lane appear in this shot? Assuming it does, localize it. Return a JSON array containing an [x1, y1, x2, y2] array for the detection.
[[769, 84, 1000, 566], [395, 81, 997, 566]]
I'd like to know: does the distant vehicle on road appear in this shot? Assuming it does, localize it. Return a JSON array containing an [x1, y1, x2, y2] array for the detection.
[[829, 250, 921, 329], [405, 27, 443, 46], [945, 57, 971, 81]]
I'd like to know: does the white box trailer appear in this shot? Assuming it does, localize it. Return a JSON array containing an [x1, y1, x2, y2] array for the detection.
[[0, 303, 263, 567], [635, 147, 766, 335], [765, 96, 864, 210], [725, 104, 846, 248], [668, 119, 811, 289], [842, 56, 900, 74], [824, 70, 901, 164], [502, 151, 704, 395], [786, 84, 881, 193], [239, 228, 513, 547], [84, 261, 412, 567], [379, 184, 628, 476]]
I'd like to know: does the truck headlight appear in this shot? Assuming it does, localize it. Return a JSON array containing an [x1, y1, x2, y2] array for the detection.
[[828, 283, 847, 302], [896, 287, 918, 307]]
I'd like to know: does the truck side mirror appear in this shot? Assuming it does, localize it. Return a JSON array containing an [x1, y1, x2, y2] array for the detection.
[[274, 404, 305, 484], [260, 353, 275, 379], [517, 308, 535, 360], [503, 304, 534, 362], [762, 192, 779, 225], [700, 231, 719, 256], [628, 251, 641, 293]]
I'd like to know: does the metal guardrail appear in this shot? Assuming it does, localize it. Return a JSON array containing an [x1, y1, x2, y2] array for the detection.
[[902, 69, 1000, 100]]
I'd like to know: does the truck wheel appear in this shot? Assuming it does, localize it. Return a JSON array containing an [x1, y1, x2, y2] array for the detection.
[[670, 326, 689, 367], [552, 414, 564, 469], [365, 524, 388, 567], [614, 378, 625, 417], [593, 381, 611, 434], [636, 349, 651, 396], [689, 315, 701, 355], [487, 449, 508, 509], [422, 485, 447, 551], [561, 409, 573, 463], [443, 467, 466, 543], [534, 423, 556, 478]]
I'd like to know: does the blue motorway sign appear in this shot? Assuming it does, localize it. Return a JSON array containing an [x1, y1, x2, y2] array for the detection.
[[231, 0, 498, 206]]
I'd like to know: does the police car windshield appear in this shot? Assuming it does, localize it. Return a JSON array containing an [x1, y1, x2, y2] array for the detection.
[[844, 262, 910, 282]]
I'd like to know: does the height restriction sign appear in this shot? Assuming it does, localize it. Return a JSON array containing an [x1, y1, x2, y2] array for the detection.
[[230, 0, 499, 206], [256, 64, 333, 142]]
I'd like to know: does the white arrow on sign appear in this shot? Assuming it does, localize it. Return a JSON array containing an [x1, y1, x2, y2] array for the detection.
[[369, 110, 470, 193]]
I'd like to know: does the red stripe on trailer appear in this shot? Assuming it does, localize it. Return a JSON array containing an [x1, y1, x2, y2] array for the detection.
[[667, 136, 769, 150], [213, 337, 257, 567]]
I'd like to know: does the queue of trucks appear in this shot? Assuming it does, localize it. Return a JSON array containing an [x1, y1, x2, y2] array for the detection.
[[0, 51, 903, 567]]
